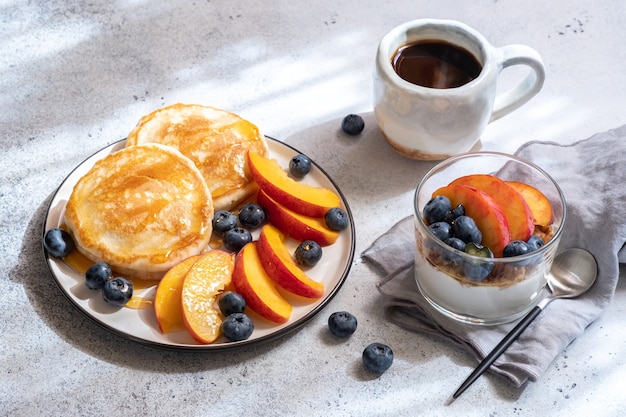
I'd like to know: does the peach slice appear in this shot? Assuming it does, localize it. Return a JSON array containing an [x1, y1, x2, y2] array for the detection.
[[181, 250, 235, 344], [154, 255, 202, 334], [506, 181, 554, 226], [256, 224, 325, 299], [256, 190, 340, 246], [232, 242, 293, 323], [450, 174, 534, 241], [433, 184, 511, 257], [247, 151, 340, 218]]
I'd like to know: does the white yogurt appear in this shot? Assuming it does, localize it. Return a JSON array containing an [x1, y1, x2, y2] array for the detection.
[[414, 230, 551, 325]]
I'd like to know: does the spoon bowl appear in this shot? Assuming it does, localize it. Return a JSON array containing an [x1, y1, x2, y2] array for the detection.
[[547, 248, 598, 298], [451, 247, 598, 401]]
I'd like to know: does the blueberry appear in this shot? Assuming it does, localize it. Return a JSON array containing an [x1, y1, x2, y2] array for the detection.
[[102, 277, 133, 306], [362, 342, 393, 373], [463, 243, 494, 281], [294, 240, 323, 266], [527, 235, 545, 252], [328, 311, 358, 338], [443, 237, 466, 264], [325, 207, 349, 231], [212, 210, 238, 235], [428, 221, 452, 242], [85, 262, 112, 290], [443, 204, 465, 223], [238, 203, 266, 229], [43, 228, 75, 258], [289, 154, 312, 179], [223, 227, 253, 252], [221, 313, 254, 341], [445, 237, 466, 252], [218, 291, 246, 316], [422, 195, 451, 225], [452, 216, 482, 244], [341, 114, 365, 136], [503, 240, 531, 257]]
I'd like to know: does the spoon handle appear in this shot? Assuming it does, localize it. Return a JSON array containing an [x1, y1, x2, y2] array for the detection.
[[452, 304, 544, 400]]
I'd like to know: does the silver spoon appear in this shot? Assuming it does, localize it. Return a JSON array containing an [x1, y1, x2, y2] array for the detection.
[[450, 247, 598, 401]]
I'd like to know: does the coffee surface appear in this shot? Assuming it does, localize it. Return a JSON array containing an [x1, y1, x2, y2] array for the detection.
[[392, 41, 482, 88]]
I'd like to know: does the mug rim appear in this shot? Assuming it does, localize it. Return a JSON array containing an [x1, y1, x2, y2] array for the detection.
[[377, 18, 495, 93]]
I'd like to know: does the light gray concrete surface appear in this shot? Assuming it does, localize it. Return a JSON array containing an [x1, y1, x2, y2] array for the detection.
[[2, 1, 625, 416]]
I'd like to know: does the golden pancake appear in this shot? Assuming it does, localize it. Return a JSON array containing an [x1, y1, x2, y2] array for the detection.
[[126, 103, 269, 211], [64, 143, 213, 280]]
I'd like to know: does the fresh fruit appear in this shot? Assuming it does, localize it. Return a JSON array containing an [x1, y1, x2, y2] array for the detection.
[[232, 242, 293, 323], [102, 277, 133, 306], [218, 291, 247, 316], [43, 228, 75, 258], [451, 174, 535, 241], [428, 222, 452, 242], [506, 181, 554, 226], [181, 250, 235, 344], [257, 190, 339, 246], [433, 184, 510, 257], [85, 262, 112, 290], [503, 240, 531, 257], [443, 237, 466, 264], [526, 235, 545, 251], [154, 255, 202, 334], [324, 207, 349, 231], [362, 343, 394, 373], [294, 240, 323, 267], [445, 237, 466, 252], [328, 311, 358, 338], [451, 216, 482, 244], [289, 154, 312, 179], [212, 210, 238, 235], [223, 227, 253, 252], [221, 313, 254, 341], [257, 225, 325, 299], [463, 243, 494, 281], [248, 151, 341, 218], [423, 195, 452, 224], [341, 114, 365, 136], [238, 203, 266, 229], [443, 203, 465, 223]]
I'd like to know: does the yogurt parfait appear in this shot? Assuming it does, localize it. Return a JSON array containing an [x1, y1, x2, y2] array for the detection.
[[414, 152, 566, 325]]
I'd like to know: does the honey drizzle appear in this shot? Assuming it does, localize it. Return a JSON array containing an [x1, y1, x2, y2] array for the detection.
[[63, 249, 159, 310]]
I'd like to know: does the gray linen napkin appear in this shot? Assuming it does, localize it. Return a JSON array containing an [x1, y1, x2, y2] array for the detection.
[[363, 125, 626, 386]]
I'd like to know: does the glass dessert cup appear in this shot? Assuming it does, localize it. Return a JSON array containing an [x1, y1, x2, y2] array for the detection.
[[413, 152, 566, 325]]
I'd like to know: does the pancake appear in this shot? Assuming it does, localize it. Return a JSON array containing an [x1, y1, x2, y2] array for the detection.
[[64, 143, 214, 280], [126, 103, 269, 211]]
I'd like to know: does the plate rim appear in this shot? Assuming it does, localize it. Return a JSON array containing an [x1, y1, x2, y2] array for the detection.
[[42, 136, 356, 351]]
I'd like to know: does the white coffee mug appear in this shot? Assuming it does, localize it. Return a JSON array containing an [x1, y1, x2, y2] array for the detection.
[[373, 19, 545, 160]]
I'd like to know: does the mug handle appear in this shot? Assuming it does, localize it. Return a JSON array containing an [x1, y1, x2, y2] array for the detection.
[[490, 45, 546, 122]]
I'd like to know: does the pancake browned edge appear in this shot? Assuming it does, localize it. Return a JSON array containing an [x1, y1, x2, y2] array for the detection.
[[64, 143, 214, 280], [126, 103, 269, 211]]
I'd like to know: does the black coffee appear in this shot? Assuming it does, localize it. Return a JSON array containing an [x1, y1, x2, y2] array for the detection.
[[391, 41, 482, 88]]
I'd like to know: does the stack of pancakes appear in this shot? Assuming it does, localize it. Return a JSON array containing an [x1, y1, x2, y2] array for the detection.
[[64, 103, 268, 279]]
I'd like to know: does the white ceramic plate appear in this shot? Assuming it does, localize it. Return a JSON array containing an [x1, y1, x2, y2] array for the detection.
[[43, 137, 355, 350]]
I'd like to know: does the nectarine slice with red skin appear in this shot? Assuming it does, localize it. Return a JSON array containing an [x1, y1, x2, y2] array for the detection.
[[433, 184, 511, 257], [232, 242, 292, 323], [450, 174, 534, 241], [247, 151, 340, 218], [256, 190, 340, 247], [154, 255, 202, 334], [181, 250, 235, 344], [256, 224, 325, 299], [505, 181, 554, 226]]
